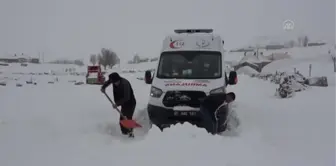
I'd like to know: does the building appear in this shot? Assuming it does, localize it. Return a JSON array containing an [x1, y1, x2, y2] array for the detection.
[[0, 57, 20, 63], [30, 58, 40, 64], [0, 54, 40, 64]]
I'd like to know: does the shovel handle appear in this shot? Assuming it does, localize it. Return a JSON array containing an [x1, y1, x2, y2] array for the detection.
[[103, 92, 128, 119]]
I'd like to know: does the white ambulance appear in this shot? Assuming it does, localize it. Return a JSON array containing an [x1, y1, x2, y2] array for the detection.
[[144, 29, 237, 130]]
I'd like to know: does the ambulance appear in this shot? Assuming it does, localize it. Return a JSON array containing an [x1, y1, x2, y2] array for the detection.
[[144, 29, 237, 130]]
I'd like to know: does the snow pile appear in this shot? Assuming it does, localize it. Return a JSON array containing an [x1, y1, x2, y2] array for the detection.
[[236, 66, 260, 75], [231, 51, 274, 75], [238, 53, 271, 64], [264, 52, 291, 61], [267, 72, 307, 84], [274, 73, 309, 98], [261, 45, 335, 86], [226, 44, 334, 77], [250, 71, 330, 98], [146, 123, 210, 139], [173, 106, 199, 111]]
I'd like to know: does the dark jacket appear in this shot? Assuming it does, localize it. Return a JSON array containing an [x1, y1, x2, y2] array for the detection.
[[200, 93, 227, 113], [101, 77, 136, 107], [200, 93, 230, 134]]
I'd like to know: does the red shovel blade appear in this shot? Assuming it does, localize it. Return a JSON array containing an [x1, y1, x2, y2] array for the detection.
[[120, 119, 142, 129]]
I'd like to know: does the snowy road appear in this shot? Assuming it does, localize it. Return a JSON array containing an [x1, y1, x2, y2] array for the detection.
[[0, 72, 334, 166]]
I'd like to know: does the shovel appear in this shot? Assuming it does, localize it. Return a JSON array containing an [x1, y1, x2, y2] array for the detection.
[[103, 92, 142, 129]]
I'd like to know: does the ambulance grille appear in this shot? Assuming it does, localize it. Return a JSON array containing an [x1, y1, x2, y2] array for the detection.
[[162, 91, 206, 108]]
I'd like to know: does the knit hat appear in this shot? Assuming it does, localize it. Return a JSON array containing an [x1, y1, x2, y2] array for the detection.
[[109, 72, 121, 83]]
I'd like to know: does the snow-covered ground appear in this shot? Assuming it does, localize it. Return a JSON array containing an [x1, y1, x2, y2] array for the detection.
[[227, 45, 335, 85], [0, 63, 87, 74], [0, 46, 335, 166]]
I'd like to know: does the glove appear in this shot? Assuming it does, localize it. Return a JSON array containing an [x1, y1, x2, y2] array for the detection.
[[112, 103, 118, 109], [115, 101, 122, 107], [101, 88, 106, 93]]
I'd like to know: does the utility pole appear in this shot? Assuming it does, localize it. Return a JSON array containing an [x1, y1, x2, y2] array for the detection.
[[42, 52, 45, 63]]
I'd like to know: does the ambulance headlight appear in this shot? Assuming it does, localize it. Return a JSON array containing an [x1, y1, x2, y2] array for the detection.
[[150, 86, 163, 98], [210, 86, 225, 94]]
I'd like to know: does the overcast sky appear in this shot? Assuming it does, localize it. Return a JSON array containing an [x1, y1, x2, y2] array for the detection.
[[0, 0, 334, 62]]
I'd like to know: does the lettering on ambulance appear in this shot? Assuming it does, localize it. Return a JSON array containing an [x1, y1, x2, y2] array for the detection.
[[165, 82, 207, 87]]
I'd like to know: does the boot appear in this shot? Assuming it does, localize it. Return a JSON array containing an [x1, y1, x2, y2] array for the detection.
[[128, 132, 134, 138]]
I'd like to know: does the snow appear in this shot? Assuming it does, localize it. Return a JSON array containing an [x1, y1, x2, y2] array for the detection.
[[261, 45, 335, 86], [238, 54, 271, 64], [0, 46, 335, 166], [0, 63, 86, 74], [236, 66, 259, 75], [173, 106, 199, 111], [239, 55, 259, 64], [264, 52, 291, 61]]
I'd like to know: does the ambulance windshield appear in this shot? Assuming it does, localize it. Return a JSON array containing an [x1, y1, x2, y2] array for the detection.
[[157, 51, 222, 79]]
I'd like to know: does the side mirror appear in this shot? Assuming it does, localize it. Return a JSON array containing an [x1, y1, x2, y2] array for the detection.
[[227, 71, 237, 85], [145, 70, 153, 84]]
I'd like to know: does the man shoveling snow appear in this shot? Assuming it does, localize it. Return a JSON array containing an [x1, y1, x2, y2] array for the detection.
[[101, 72, 137, 138]]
